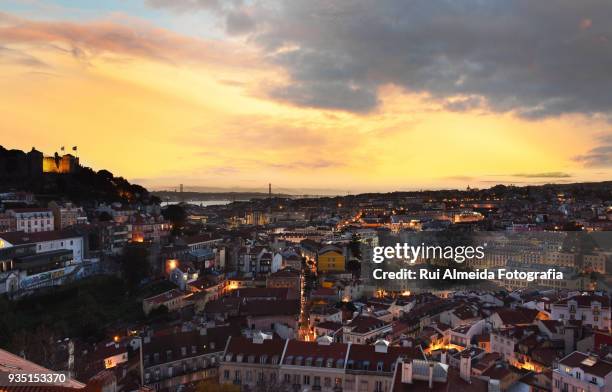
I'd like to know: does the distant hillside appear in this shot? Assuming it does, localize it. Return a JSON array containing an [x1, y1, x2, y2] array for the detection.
[[0, 145, 156, 205], [152, 190, 293, 202]]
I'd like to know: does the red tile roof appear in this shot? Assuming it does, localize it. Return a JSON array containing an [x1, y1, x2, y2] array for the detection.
[[224, 337, 286, 365], [555, 294, 610, 308], [0, 348, 85, 390], [0, 229, 81, 244], [347, 344, 422, 373], [348, 315, 389, 334], [284, 340, 348, 365], [558, 351, 612, 378]]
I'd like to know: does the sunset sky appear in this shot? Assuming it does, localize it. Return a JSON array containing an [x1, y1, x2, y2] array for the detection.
[[1, 0, 611, 194]]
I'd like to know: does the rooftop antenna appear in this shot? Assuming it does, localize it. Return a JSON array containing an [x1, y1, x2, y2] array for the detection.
[[269, 183, 272, 199]]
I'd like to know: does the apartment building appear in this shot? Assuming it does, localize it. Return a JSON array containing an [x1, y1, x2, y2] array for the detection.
[[553, 351, 612, 392], [7, 208, 54, 233], [551, 294, 611, 331], [141, 326, 229, 390], [220, 334, 423, 392], [343, 315, 393, 344]]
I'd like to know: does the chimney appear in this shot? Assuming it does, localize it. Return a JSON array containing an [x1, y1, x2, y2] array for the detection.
[[460, 352, 471, 383], [564, 327, 575, 356], [253, 331, 271, 344], [428, 363, 434, 389], [440, 350, 447, 365], [401, 361, 413, 384], [374, 339, 389, 353]]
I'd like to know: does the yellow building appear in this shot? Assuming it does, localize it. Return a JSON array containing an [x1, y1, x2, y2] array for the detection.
[[317, 245, 345, 272]]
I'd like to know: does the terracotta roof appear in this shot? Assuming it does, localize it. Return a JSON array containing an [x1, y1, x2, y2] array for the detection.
[[318, 245, 343, 254], [481, 364, 513, 380], [224, 336, 286, 365], [0, 348, 85, 390], [392, 360, 489, 392], [315, 321, 343, 331], [311, 287, 337, 297], [143, 326, 231, 366], [558, 351, 612, 378], [204, 297, 241, 314], [347, 344, 422, 373], [555, 294, 610, 308], [241, 299, 300, 317], [284, 340, 348, 364], [494, 309, 535, 325], [347, 315, 389, 334], [539, 319, 562, 332], [143, 289, 186, 305], [0, 229, 81, 245], [269, 267, 301, 277], [230, 287, 289, 299], [452, 305, 477, 320]]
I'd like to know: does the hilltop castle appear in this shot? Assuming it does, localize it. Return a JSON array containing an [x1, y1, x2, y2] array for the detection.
[[42, 152, 80, 174], [0, 146, 80, 180]]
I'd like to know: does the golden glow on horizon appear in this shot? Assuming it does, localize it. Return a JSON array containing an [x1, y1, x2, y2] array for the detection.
[[0, 15, 610, 192]]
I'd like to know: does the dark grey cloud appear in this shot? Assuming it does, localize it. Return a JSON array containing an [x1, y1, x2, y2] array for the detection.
[[145, 0, 252, 35], [236, 0, 612, 116], [144, 0, 226, 12], [574, 135, 612, 166], [443, 176, 474, 181], [511, 172, 572, 178], [226, 9, 255, 36]]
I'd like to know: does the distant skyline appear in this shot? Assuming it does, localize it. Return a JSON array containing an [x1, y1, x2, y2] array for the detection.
[[1, 1, 611, 193]]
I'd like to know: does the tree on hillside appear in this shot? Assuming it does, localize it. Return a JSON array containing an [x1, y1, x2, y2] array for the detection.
[[120, 244, 150, 293], [162, 204, 187, 235], [98, 211, 113, 222], [349, 234, 361, 259]]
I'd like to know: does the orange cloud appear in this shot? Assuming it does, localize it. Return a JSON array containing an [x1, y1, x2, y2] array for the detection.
[[0, 12, 260, 68]]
